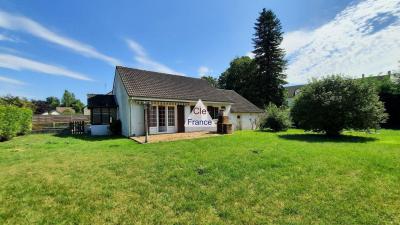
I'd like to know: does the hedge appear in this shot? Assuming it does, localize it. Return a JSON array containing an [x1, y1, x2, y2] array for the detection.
[[0, 106, 32, 141]]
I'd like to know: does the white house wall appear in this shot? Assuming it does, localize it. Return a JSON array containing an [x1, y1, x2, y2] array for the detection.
[[113, 71, 130, 137], [229, 113, 260, 130], [130, 102, 145, 136]]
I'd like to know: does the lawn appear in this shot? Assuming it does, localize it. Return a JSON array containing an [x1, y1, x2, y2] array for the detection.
[[0, 130, 399, 224]]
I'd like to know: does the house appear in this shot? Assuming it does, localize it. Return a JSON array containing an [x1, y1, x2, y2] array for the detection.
[[55, 107, 76, 114], [41, 110, 60, 115], [286, 84, 304, 107], [87, 66, 263, 136], [83, 106, 90, 116]]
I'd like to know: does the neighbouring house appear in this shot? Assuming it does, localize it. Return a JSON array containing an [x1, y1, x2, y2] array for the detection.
[[83, 106, 90, 116], [87, 66, 263, 136], [56, 107, 76, 114], [286, 84, 304, 107], [40, 107, 76, 115], [41, 110, 60, 115]]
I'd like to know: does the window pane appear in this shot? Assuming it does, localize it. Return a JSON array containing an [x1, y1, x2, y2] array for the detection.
[[168, 106, 175, 126], [92, 108, 101, 124], [149, 106, 157, 127], [158, 106, 166, 127], [207, 106, 218, 119], [101, 108, 110, 124]]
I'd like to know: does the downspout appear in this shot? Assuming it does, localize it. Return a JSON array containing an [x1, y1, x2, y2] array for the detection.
[[129, 98, 132, 136]]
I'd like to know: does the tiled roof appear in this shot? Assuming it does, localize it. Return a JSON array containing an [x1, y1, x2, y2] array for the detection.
[[116, 66, 232, 103], [87, 94, 118, 108], [218, 89, 264, 113]]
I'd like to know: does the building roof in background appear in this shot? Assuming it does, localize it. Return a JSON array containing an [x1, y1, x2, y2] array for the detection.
[[116, 66, 232, 103], [218, 89, 263, 113], [55, 107, 75, 114], [87, 94, 118, 108], [286, 84, 305, 98]]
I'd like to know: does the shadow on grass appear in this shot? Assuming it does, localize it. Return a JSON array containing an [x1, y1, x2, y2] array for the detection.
[[54, 133, 125, 142], [256, 129, 281, 133], [278, 133, 377, 143]]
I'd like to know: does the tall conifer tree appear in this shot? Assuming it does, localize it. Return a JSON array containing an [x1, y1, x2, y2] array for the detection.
[[252, 9, 287, 107]]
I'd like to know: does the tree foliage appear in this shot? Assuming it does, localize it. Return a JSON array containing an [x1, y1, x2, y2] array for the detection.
[[201, 76, 219, 88], [46, 96, 60, 109], [71, 100, 85, 114], [61, 90, 76, 107], [61, 90, 84, 113], [252, 9, 287, 107], [0, 95, 35, 110], [31, 100, 51, 114], [218, 56, 257, 103], [360, 75, 400, 128], [259, 103, 291, 131], [291, 76, 387, 136]]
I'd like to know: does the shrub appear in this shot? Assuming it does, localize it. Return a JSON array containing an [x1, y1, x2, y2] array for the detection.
[[259, 104, 291, 131], [360, 76, 400, 128], [109, 119, 121, 135], [0, 106, 33, 141], [291, 76, 387, 136], [19, 108, 33, 135]]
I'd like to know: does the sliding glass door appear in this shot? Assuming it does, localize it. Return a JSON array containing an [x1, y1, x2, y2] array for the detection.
[[158, 106, 166, 132]]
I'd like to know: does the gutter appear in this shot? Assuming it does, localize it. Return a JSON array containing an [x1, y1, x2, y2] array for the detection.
[[129, 96, 233, 105]]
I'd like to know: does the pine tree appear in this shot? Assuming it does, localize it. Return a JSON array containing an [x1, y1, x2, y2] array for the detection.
[[252, 9, 287, 107]]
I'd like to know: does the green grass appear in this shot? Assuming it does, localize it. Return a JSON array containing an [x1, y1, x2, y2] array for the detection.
[[0, 129, 399, 224]]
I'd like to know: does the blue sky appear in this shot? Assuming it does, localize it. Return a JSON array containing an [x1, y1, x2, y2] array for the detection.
[[0, 0, 399, 102]]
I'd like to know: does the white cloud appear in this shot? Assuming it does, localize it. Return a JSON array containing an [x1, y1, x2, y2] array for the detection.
[[282, 30, 313, 56], [284, 0, 400, 84], [0, 75, 26, 85], [0, 33, 16, 42], [0, 10, 121, 66], [0, 54, 92, 81], [246, 52, 255, 59], [198, 66, 212, 76], [125, 38, 182, 75]]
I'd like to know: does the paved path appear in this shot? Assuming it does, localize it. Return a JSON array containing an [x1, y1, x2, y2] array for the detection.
[[130, 131, 222, 144]]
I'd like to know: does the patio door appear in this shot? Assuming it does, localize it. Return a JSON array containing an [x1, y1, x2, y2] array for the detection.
[[158, 106, 166, 132]]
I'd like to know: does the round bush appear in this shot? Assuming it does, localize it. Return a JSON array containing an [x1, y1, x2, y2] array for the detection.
[[259, 104, 291, 131], [291, 76, 387, 136]]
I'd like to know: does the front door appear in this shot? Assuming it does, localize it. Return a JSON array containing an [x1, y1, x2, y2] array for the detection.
[[177, 105, 185, 133], [158, 106, 166, 132]]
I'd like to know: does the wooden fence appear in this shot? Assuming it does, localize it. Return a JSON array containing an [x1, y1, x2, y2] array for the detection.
[[32, 115, 90, 134], [70, 121, 85, 134]]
